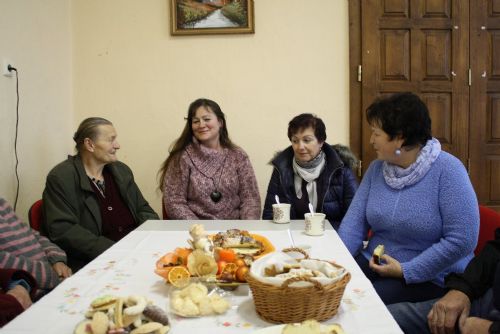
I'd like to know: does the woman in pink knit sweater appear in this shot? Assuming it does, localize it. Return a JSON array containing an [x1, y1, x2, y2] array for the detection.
[[159, 98, 261, 220]]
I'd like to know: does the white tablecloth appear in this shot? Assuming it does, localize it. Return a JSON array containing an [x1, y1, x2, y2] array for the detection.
[[1, 220, 402, 333]]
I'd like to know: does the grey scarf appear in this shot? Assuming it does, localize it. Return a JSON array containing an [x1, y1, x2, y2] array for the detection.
[[292, 150, 326, 211], [383, 138, 441, 189]]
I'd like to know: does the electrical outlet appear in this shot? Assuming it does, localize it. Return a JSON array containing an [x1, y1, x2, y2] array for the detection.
[[2, 59, 14, 77]]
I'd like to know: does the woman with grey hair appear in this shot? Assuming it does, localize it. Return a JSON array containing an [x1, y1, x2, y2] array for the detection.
[[42, 117, 158, 272]]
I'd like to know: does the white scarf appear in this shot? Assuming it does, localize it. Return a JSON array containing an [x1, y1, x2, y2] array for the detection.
[[292, 150, 326, 211]]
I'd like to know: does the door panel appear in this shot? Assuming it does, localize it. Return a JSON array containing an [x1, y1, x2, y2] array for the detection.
[[426, 93, 452, 144], [351, 0, 498, 210], [361, 0, 469, 169], [470, 0, 500, 209]]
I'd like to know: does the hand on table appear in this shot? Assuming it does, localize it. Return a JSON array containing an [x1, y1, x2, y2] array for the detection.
[[427, 289, 471, 334], [52, 262, 72, 279], [369, 253, 402, 278], [7, 285, 32, 309], [459, 317, 492, 334]]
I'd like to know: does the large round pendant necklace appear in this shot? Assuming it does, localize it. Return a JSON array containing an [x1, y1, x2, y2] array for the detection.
[[210, 190, 222, 203], [208, 153, 227, 203]]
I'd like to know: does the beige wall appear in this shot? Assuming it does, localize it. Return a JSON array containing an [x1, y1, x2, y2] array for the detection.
[[1, 0, 349, 219], [72, 0, 350, 215], [0, 0, 72, 222]]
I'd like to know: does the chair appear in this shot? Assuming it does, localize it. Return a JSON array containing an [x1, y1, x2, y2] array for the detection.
[[28, 199, 44, 233], [475, 205, 500, 255]]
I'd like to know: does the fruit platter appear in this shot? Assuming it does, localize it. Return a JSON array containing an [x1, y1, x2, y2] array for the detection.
[[154, 224, 275, 288]]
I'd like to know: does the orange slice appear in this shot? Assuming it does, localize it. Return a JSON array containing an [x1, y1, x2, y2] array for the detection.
[[168, 266, 191, 288]]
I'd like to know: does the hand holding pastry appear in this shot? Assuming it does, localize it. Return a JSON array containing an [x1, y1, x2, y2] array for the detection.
[[369, 253, 403, 278]]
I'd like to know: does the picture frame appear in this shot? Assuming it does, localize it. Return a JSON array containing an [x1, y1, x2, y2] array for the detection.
[[170, 0, 254, 36]]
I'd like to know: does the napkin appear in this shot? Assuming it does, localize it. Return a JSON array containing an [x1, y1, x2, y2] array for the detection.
[[249, 252, 347, 287]]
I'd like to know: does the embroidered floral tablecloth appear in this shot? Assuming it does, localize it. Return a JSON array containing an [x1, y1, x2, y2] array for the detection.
[[2, 221, 402, 334]]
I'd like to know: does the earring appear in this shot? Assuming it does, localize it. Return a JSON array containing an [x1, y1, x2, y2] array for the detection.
[[395, 148, 401, 156]]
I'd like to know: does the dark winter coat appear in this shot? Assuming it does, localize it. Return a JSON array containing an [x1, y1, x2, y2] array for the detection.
[[262, 143, 358, 229], [42, 155, 159, 271]]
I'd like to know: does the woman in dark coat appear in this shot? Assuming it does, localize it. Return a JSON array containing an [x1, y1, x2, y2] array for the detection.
[[262, 113, 358, 229]]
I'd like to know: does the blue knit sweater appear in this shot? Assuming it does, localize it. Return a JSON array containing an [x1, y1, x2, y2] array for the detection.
[[338, 151, 479, 287]]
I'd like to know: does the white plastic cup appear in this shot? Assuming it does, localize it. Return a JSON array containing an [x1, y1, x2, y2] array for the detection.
[[272, 203, 291, 224], [304, 213, 326, 236]]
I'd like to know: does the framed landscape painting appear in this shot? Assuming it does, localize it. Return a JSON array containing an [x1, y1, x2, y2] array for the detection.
[[170, 0, 254, 35]]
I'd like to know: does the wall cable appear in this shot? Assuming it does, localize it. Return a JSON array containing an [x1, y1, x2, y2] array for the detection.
[[9, 67, 20, 211]]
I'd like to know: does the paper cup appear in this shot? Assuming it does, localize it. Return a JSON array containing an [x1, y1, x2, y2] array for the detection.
[[304, 213, 326, 236], [272, 203, 291, 224]]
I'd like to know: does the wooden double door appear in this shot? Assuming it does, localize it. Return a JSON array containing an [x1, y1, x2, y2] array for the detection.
[[349, 0, 500, 210]]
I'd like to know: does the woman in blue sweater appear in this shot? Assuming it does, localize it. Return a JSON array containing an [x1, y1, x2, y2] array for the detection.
[[338, 92, 479, 305]]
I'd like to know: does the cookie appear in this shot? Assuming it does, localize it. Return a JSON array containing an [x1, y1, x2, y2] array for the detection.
[[90, 295, 118, 311], [90, 312, 108, 334], [124, 295, 147, 316], [74, 320, 92, 334], [114, 298, 124, 328], [130, 322, 163, 334], [156, 325, 170, 334], [143, 305, 169, 326], [122, 313, 141, 327]]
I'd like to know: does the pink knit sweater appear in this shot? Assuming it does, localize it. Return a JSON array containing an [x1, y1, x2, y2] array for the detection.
[[163, 142, 261, 220]]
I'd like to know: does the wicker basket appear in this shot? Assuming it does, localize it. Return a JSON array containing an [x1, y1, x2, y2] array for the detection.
[[246, 248, 351, 324]]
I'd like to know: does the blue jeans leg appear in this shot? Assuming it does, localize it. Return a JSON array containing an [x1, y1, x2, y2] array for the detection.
[[388, 299, 436, 334], [389, 288, 499, 334]]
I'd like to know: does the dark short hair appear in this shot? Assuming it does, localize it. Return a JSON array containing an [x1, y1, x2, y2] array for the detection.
[[287, 113, 327, 142], [73, 117, 113, 153], [366, 92, 432, 147]]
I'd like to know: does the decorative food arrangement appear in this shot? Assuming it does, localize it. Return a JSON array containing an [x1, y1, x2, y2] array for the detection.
[[74, 295, 170, 334], [154, 224, 275, 287]]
